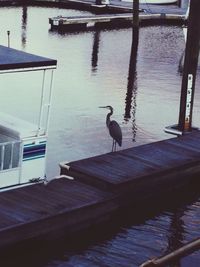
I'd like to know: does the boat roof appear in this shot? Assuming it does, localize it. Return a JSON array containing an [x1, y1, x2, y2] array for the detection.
[[0, 45, 57, 72]]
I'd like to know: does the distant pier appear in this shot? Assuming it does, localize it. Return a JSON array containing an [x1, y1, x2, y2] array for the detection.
[[48, 0, 187, 30], [49, 12, 185, 30]]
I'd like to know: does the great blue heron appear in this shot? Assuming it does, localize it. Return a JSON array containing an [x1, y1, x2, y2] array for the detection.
[[99, 105, 122, 152]]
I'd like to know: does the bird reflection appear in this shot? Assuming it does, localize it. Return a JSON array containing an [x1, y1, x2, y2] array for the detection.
[[21, 6, 28, 49], [124, 28, 139, 142], [99, 106, 122, 152], [91, 30, 100, 73]]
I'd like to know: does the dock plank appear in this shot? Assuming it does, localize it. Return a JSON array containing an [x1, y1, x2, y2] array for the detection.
[[0, 212, 21, 229], [121, 139, 196, 167], [166, 133, 200, 152], [70, 152, 158, 183], [0, 179, 111, 215]]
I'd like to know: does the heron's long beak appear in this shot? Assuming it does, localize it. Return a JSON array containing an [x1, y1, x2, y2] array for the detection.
[[99, 106, 107, 109]]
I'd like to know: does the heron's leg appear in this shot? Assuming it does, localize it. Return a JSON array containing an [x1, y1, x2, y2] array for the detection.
[[112, 139, 114, 152], [114, 140, 116, 152]]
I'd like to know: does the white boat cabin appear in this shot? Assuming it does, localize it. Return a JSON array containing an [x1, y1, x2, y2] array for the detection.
[[0, 45, 57, 190]]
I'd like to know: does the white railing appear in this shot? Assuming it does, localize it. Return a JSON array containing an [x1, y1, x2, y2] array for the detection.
[[0, 140, 22, 171]]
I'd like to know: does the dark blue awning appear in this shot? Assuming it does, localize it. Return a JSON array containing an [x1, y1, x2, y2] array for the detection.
[[0, 45, 57, 71]]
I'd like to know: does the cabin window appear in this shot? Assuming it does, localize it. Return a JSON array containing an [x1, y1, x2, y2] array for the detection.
[[0, 141, 21, 171]]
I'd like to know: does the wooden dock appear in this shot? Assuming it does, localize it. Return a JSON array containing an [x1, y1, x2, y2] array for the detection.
[[60, 131, 200, 197], [49, 12, 185, 30], [1, 131, 200, 249]]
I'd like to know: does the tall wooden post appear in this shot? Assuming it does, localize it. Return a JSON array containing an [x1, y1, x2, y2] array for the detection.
[[7, 31, 10, 48], [178, 0, 200, 132], [133, 0, 139, 30]]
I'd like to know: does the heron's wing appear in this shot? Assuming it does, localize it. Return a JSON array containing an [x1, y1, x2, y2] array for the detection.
[[109, 120, 122, 146]]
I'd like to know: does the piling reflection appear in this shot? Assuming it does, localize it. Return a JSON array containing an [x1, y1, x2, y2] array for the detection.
[[21, 6, 28, 49], [91, 30, 100, 73], [177, 0, 181, 8], [166, 209, 185, 267], [124, 28, 139, 141], [178, 51, 184, 74]]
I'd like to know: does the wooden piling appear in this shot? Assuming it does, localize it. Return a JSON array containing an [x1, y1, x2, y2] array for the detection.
[[178, 0, 200, 132], [132, 0, 139, 29]]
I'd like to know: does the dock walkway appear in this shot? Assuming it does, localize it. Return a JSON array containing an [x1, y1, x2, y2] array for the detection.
[[1, 131, 200, 249], [61, 131, 200, 194]]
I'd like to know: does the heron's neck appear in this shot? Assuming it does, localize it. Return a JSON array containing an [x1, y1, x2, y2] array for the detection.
[[106, 110, 113, 128]]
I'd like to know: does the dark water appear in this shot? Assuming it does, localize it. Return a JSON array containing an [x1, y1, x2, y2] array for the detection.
[[0, 3, 199, 267]]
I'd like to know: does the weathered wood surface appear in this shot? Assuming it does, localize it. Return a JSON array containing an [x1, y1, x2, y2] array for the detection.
[[0, 178, 116, 248], [1, 132, 200, 249], [61, 131, 200, 193]]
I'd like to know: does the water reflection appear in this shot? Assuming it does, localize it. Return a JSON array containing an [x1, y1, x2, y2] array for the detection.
[[91, 30, 100, 72], [124, 29, 139, 141], [21, 5, 27, 49], [166, 209, 185, 267], [178, 51, 184, 74]]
